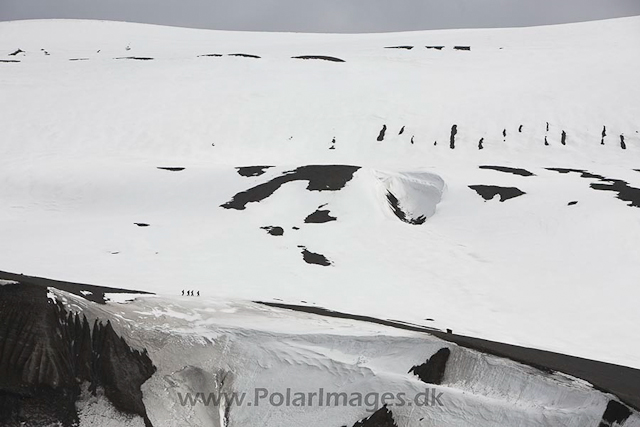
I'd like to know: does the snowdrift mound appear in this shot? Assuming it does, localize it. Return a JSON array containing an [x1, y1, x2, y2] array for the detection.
[[374, 171, 445, 224]]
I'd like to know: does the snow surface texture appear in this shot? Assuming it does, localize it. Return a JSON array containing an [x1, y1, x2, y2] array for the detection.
[[0, 18, 639, 371], [51, 289, 640, 427]]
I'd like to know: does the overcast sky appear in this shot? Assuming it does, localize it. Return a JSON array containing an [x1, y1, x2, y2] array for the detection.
[[1, 0, 639, 33]]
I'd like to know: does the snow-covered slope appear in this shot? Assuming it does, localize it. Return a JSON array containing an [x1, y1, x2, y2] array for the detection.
[[0, 16, 639, 376]]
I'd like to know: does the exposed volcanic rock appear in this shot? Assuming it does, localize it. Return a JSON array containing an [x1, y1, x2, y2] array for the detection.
[[236, 165, 273, 177], [304, 206, 337, 224], [298, 246, 332, 266], [449, 125, 457, 149], [377, 125, 387, 141], [469, 185, 526, 202], [0, 283, 156, 426], [546, 168, 640, 208], [348, 405, 398, 427], [228, 53, 261, 58], [409, 348, 451, 385], [222, 165, 360, 210], [479, 165, 535, 177], [599, 400, 632, 427], [261, 226, 284, 236], [386, 192, 426, 225], [157, 167, 185, 172], [292, 55, 345, 62], [114, 57, 154, 60]]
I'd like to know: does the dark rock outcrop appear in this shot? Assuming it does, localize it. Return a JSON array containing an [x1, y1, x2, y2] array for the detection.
[[479, 165, 535, 177], [386, 192, 426, 225], [298, 246, 332, 266], [385, 46, 413, 50], [236, 165, 273, 177], [304, 206, 337, 224], [292, 55, 345, 62], [409, 348, 451, 385], [469, 185, 526, 202], [546, 168, 640, 208], [157, 167, 185, 172], [449, 125, 457, 149], [377, 125, 387, 142], [222, 165, 360, 210], [228, 53, 260, 58], [261, 226, 284, 236], [348, 405, 398, 427], [598, 400, 632, 427], [0, 283, 156, 426], [114, 57, 154, 60]]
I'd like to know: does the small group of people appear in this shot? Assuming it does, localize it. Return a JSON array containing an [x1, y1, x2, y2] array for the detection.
[[182, 290, 199, 296]]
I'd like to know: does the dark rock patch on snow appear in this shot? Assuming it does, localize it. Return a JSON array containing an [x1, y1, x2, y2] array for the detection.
[[469, 185, 525, 202], [292, 55, 345, 62], [385, 46, 413, 50], [0, 60, 20, 63], [134, 223, 150, 227], [425, 46, 444, 50], [8, 49, 24, 56], [377, 125, 387, 141], [598, 400, 632, 427], [568, 201, 578, 206], [115, 57, 154, 60], [399, 126, 405, 135], [454, 46, 471, 51], [0, 283, 156, 426], [348, 405, 398, 427], [546, 168, 640, 208], [386, 192, 426, 225], [620, 135, 626, 150], [228, 53, 261, 58], [479, 165, 535, 177], [449, 125, 457, 149], [298, 246, 332, 266], [236, 165, 273, 177], [304, 206, 337, 224], [69, 58, 89, 61], [601, 126, 607, 145], [157, 167, 185, 172], [261, 226, 284, 236], [561, 130, 567, 145], [478, 138, 484, 150], [409, 348, 451, 385], [222, 165, 360, 210], [197, 53, 222, 57]]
